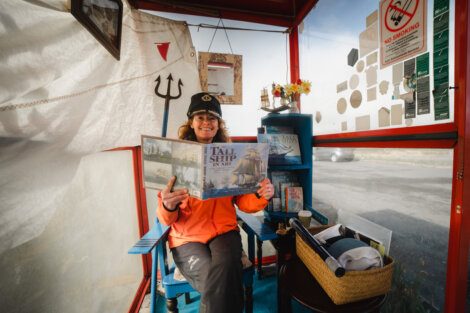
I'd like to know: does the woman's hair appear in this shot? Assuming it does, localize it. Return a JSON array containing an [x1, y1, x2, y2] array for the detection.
[[178, 117, 231, 143]]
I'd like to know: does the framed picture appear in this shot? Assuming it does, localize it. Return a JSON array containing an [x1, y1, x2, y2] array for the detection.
[[71, 0, 123, 60], [198, 52, 243, 104]]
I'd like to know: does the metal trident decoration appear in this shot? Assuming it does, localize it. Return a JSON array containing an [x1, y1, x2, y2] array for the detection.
[[155, 74, 183, 137]]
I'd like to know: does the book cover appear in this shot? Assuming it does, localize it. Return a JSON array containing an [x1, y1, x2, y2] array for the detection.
[[280, 182, 300, 211], [270, 171, 298, 198], [285, 186, 303, 213], [257, 133, 301, 165], [272, 197, 281, 212], [142, 135, 269, 200], [265, 125, 295, 134], [142, 136, 204, 198], [202, 143, 269, 199]]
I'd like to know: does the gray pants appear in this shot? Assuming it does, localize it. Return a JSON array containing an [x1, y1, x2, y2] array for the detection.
[[171, 230, 243, 313]]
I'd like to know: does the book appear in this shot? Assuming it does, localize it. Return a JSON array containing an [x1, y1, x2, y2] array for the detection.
[[269, 171, 298, 210], [257, 133, 301, 165], [142, 135, 269, 199], [285, 186, 303, 213], [265, 125, 295, 134], [272, 198, 281, 212], [271, 171, 298, 198], [280, 182, 300, 211]]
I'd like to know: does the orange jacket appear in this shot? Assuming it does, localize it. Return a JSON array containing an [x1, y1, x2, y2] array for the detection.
[[157, 193, 268, 248]]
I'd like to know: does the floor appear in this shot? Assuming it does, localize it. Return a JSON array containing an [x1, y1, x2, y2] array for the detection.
[[139, 271, 312, 313]]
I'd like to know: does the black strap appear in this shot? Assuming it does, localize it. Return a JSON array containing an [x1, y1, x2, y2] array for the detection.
[[162, 202, 180, 212]]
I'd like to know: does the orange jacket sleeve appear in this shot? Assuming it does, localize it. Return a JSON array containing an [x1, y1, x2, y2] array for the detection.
[[234, 193, 268, 213]]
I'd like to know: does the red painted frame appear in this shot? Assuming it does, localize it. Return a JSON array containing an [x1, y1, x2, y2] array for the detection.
[[444, 0, 469, 312], [108, 147, 152, 313], [125, 0, 468, 311]]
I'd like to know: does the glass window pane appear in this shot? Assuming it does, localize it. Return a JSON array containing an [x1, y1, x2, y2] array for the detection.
[[300, 0, 455, 135], [312, 147, 452, 311]]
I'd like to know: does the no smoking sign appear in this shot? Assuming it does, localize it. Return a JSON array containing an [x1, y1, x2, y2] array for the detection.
[[385, 0, 420, 31], [380, 0, 427, 68]]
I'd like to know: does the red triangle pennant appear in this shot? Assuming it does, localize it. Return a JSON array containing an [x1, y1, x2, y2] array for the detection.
[[155, 42, 170, 61]]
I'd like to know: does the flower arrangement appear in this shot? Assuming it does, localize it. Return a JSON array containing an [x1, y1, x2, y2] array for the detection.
[[272, 79, 312, 104]]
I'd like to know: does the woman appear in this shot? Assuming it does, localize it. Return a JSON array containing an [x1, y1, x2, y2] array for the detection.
[[158, 92, 274, 313]]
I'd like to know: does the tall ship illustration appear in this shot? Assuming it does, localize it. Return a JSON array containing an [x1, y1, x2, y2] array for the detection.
[[268, 138, 294, 157], [231, 149, 264, 186]]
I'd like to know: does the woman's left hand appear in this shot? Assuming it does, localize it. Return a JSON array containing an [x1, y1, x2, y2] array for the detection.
[[257, 178, 275, 200]]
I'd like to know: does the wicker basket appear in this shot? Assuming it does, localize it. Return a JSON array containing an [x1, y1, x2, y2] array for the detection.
[[295, 226, 394, 305]]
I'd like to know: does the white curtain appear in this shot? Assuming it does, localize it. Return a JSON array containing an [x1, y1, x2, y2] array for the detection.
[[0, 0, 200, 252], [0, 1, 200, 311]]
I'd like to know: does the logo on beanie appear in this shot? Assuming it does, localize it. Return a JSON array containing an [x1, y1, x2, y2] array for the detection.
[[202, 94, 212, 101]]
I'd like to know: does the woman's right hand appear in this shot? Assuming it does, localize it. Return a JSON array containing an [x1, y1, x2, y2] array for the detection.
[[161, 176, 189, 211]]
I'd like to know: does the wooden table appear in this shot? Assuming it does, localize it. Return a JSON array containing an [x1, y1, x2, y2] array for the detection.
[[278, 257, 386, 313], [236, 209, 278, 279]]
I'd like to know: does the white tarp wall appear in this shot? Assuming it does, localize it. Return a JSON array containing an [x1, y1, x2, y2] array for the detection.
[[0, 0, 200, 312]]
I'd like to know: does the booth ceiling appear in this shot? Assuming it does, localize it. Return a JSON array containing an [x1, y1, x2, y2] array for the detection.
[[130, 0, 319, 27]]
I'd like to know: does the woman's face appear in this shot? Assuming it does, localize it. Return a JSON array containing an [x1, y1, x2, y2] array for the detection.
[[191, 113, 219, 143]]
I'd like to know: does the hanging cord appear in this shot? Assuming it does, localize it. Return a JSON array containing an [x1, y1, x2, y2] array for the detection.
[[207, 18, 222, 52], [207, 18, 234, 54], [220, 18, 234, 54]]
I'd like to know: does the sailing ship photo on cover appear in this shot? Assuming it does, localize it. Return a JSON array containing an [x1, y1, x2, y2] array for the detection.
[[257, 133, 301, 165], [142, 136, 203, 198], [203, 143, 269, 199]]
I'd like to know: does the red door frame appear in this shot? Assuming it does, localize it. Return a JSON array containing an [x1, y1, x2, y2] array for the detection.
[[109, 147, 152, 313], [445, 0, 470, 312], [126, 0, 468, 311], [289, 0, 469, 311]]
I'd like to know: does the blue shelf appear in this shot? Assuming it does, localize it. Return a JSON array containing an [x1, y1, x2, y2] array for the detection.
[[268, 164, 310, 171], [261, 114, 314, 221], [264, 206, 329, 225]]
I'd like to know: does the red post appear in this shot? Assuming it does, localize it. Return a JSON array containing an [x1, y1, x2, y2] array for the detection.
[[445, 0, 470, 312], [289, 25, 300, 111]]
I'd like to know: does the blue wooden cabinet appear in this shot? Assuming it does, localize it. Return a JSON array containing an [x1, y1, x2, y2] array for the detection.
[[261, 113, 327, 224]]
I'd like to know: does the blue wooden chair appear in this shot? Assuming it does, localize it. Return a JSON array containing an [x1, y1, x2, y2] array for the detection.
[[129, 218, 255, 313]]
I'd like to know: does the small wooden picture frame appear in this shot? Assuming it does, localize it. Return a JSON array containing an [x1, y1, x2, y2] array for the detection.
[[198, 52, 243, 104], [71, 0, 123, 60]]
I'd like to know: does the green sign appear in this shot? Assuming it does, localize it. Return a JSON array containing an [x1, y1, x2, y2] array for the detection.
[[434, 84, 449, 120], [416, 53, 429, 77], [433, 48, 448, 69], [434, 0, 449, 17], [434, 11, 449, 34], [434, 30, 449, 51], [434, 65, 449, 86]]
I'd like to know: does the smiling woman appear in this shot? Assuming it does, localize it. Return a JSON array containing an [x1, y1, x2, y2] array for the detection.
[[178, 92, 230, 143], [155, 91, 275, 313]]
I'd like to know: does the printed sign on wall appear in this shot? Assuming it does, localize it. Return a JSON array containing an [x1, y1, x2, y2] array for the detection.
[[380, 0, 427, 68]]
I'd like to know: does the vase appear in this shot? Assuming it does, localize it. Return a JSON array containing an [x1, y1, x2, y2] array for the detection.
[[288, 100, 299, 113], [280, 97, 288, 107], [288, 94, 301, 113]]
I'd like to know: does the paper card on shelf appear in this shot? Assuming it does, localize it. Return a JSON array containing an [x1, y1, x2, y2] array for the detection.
[[285, 186, 303, 213], [280, 182, 300, 211]]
